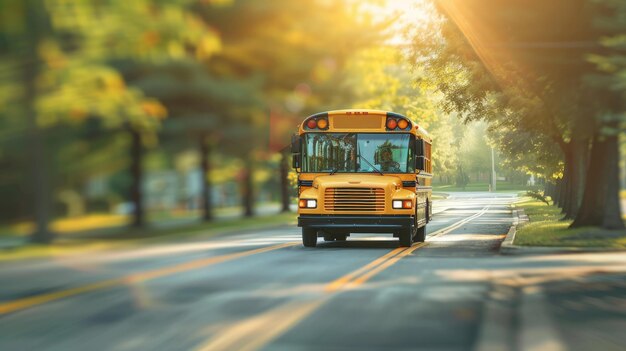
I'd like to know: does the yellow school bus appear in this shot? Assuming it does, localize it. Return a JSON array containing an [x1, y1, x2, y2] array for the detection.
[[291, 109, 433, 247]]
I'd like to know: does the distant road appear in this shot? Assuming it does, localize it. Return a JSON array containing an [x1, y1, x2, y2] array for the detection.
[[1, 192, 625, 351]]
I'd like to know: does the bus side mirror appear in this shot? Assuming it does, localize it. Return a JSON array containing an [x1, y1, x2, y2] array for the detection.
[[415, 139, 425, 157], [291, 135, 301, 154], [416, 156, 426, 171], [291, 135, 301, 169]]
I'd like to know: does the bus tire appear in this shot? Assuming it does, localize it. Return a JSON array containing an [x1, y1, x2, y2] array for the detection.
[[335, 234, 347, 241], [399, 227, 413, 247], [414, 225, 426, 243], [323, 232, 335, 242], [302, 228, 318, 247]]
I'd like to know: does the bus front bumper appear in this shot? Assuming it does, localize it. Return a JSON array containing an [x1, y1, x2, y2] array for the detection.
[[298, 215, 413, 233]]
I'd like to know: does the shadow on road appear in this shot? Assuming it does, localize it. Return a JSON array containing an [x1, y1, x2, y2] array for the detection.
[[314, 239, 402, 249]]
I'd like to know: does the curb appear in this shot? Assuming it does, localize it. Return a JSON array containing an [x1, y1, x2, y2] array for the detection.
[[499, 205, 528, 255], [500, 205, 625, 255]]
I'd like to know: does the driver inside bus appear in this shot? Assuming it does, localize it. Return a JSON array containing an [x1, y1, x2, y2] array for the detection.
[[380, 149, 401, 172]]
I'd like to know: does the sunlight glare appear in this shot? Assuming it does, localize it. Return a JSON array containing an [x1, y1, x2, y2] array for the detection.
[[377, 0, 436, 45]]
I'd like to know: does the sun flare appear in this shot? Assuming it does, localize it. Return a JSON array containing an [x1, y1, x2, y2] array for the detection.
[[369, 0, 437, 45]]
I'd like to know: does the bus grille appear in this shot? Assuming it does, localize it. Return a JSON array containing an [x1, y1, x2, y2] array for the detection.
[[324, 188, 385, 212]]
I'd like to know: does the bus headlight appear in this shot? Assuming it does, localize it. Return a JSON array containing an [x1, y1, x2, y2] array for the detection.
[[299, 199, 317, 208], [392, 200, 412, 209]]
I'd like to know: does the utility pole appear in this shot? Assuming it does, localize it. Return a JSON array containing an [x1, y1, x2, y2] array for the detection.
[[491, 147, 497, 192]]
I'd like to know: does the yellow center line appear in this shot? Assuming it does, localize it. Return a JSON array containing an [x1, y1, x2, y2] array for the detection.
[[197, 205, 496, 351], [349, 204, 492, 288], [324, 247, 407, 292], [350, 242, 427, 287], [197, 246, 408, 351], [196, 299, 328, 351], [0, 242, 298, 315], [0, 278, 123, 315], [331, 205, 492, 290]]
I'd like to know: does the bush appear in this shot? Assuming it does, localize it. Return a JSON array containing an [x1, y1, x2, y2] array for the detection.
[[526, 190, 550, 205]]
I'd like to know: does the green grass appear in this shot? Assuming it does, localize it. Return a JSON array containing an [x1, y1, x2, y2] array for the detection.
[[514, 197, 626, 249], [0, 203, 286, 238], [432, 182, 539, 193], [0, 212, 297, 261]]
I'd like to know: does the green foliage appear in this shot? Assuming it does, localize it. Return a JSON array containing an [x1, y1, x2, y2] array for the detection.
[[455, 168, 469, 189], [0, 0, 398, 228], [410, 0, 626, 192], [459, 122, 491, 177], [526, 190, 550, 205], [200, 0, 388, 151]]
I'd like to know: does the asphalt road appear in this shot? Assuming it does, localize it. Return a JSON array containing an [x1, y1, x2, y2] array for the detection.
[[1, 193, 625, 351]]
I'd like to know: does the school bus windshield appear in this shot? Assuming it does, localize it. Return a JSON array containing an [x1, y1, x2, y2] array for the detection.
[[302, 133, 413, 173]]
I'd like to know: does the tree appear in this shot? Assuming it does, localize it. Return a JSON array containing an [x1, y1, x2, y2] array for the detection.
[[0, 0, 57, 242], [125, 58, 262, 221], [409, 0, 623, 228], [571, 0, 626, 229], [199, 0, 386, 216], [40, 0, 220, 228]]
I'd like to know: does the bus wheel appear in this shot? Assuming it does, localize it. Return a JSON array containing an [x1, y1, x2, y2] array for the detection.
[[335, 234, 347, 241], [302, 228, 318, 247], [323, 232, 335, 242], [399, 227, 413, 247], [414, 225, 426, 242]]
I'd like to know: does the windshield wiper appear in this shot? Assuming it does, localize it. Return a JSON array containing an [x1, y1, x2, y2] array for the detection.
[[357, 154, 384, 176], [330, 158, 352, 175], [329, 155, 384, 176]]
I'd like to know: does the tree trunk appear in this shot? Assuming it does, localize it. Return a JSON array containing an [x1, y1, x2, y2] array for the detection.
[[561, 147, 573, 217], [562, 139, 588, 219], [560, 157, 575, 219], [555, 176, 566, 209], [622, 156, 626, 189], [548, 181, 557, 205], [25, 2, 53, 244], [574, 138, 589, 213], [621, 144, 626, 189], [279, 150, 290, 213], [199, 134, 213, 221], [571, 123, 624, 229], [544, 181, 553, 202], [242, 157, 254, 217], [26, 84, 53, 244], [130, 129, 144, 228], [551, 179, 558, 206]]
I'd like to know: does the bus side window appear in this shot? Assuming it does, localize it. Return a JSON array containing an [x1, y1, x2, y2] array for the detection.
[[407, 138, 415, 172]]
